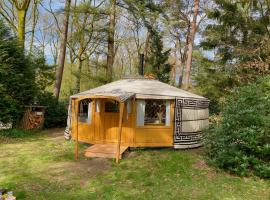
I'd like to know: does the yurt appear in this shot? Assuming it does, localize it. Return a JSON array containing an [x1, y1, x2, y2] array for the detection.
[[66, 76, 209, 162]]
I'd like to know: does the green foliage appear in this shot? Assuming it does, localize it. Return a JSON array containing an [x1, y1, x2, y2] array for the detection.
[[0, 20, 55, 125], [204, 76, 270, 178], [193, 52, 238, 113], [0, 129, 35, 138], [201, 0, 270, 84], [0, 20, 37, 124], [1, 131, 269, 199], [36, 92, 67, 128], [146, 30, 171, 83], [33, 55, 55, 91]]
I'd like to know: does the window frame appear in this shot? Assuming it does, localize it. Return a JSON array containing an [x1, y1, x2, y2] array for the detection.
[[78, 99, 93, 124], [136, 99, 171, 128]]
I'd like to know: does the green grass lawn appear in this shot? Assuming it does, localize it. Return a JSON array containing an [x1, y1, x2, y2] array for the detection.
[[0, 129, 269, 200]]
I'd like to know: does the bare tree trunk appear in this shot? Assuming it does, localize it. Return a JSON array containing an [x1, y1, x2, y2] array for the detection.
[[178, 21, 189, 87], [183, 0, 199, 90], [144, 30, 151, 60], [53, 0, 71, 100], [75, 39, 85, 93], [171, 44, 177, 86], [16, 0, 31, 50], [29, 0, 38, 55], [75, 9, 88, 93], [1, 0, 30, 50], [75, 59, 83, 93], [142, 30, 152, 74], [17, 9, 26, 49], [106, 0, 116, 82]]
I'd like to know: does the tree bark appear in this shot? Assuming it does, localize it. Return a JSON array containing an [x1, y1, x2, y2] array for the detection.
[[12, 0, 31, 50], [171, 44, 177, 86], [75, 59, 83, 93], [75, 8, 88, 93], [183, 0, 199, 90], [106, 0, 116, 82], [54, 0, 71, 100], [29, 0, 38, 55], [17, 9, 26, 49]]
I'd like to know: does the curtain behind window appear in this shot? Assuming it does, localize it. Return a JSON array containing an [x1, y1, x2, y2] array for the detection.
[[136, 100, 145, 126], [166, 101, 170, 126], [87, 102, 92, 124]]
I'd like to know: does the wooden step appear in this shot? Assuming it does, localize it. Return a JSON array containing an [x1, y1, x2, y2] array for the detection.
[[84, 144, 128, 159]]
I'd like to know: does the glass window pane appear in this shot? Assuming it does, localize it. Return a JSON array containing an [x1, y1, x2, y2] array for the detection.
[[79, 99, 92, 123], [144, 100, 166, 126], [105, 100, 119, 112]]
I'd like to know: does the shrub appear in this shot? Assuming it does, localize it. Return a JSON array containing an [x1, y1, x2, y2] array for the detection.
[[0, 20, 37, 124], [36, 92, 67, 128], [0, 129, 35, 138], [204, 76, 270, 178]]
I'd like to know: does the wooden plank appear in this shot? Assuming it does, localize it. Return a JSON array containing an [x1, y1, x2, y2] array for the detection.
[[75, 100, 79, 160], [116, 102, 125, 163], [84, 144, 128, 159]]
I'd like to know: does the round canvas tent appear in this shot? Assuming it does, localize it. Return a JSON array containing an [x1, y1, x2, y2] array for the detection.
[[68, 77, 209, 149]]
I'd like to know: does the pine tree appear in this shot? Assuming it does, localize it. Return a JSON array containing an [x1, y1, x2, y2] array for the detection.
[[0, 20, 36, 124], [146, 30, 171, 83], [201, 0, 270, 84]]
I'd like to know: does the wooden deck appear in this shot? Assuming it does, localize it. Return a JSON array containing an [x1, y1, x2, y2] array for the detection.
[[84, 144, 129, 159]]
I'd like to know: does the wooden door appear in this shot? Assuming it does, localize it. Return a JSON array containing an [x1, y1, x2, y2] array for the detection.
[[103, 100, 120, 143]]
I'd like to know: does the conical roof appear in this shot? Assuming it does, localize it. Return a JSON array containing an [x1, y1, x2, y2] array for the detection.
[[71, 78, 207, 100]]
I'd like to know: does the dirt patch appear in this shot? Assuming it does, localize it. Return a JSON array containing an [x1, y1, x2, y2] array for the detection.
[[193, 159, 209, 169], [188, 147, 204, 156], [44, 158, 111, 186], [48, 158, 111, 176], [193, 159, 217, 180], [126, 151, 138, 158], [72, 158, 111, 172], [42, 128, 65, 137]]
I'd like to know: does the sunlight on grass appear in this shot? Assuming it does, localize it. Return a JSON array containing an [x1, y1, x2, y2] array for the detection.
[[0, 129, 269, 200]]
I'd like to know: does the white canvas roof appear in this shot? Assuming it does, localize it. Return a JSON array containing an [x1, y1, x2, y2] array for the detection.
[[71, 78, 206, 100]]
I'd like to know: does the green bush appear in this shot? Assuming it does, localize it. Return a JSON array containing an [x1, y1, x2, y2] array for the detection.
[[0, 129, 35, 138], [37, 92, 67, 128], [204, 76, 270, 178], [0, 20, 37, 124]]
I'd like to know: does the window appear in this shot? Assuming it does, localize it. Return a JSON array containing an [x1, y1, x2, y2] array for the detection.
[[126, 100, 132, 120], [105, 100, 119, 113], [136, 99, 170, 126], [145, 100, 166, 125], [79, 99, 92, 123]]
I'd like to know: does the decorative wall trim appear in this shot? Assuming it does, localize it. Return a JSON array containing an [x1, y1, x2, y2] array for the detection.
[[174, 98, 209, 148], [177, 98, 210, 109]]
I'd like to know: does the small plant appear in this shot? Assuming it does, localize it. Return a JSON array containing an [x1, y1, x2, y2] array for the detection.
[[0, 129, 35, 138], [204, 76, 270, 179]]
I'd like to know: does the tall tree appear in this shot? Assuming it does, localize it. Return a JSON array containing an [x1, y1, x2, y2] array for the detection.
[[106, 0, 116, 81], [67, 0, 107, 93], [29, 0, 38, 54], [183, 0, 199, 90], [201, 0, 270, 84], [53, 0, 71, 100], [163, 0, 207, 87], [0, 20, 39, 125]]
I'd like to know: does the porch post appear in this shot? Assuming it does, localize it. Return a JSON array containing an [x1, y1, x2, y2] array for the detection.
[[75, 99, 79, 160], [116, 102, 125, 163]]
